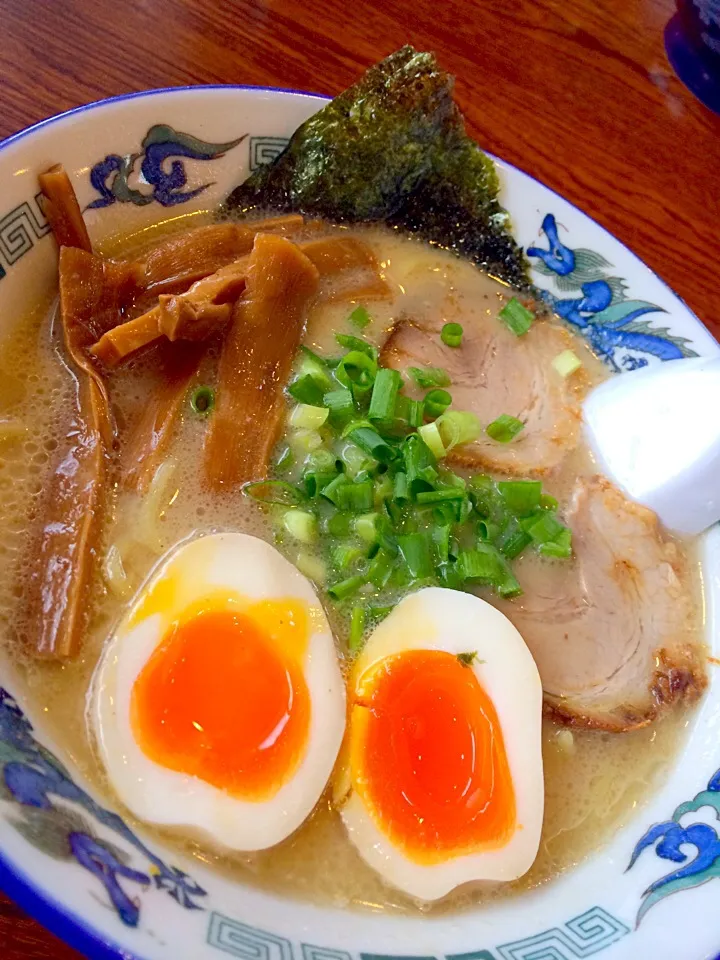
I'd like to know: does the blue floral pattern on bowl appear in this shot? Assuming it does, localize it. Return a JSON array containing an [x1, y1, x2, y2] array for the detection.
[[87, 125, 247, 209], [0, 688, 206, 927], [527, 213, 697, 370]]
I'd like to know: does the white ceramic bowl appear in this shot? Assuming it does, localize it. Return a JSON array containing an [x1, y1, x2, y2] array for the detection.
[[0, 85, 718, 960]]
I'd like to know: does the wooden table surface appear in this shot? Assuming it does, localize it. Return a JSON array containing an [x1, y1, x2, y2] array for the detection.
[[0, 0, 718, 956]]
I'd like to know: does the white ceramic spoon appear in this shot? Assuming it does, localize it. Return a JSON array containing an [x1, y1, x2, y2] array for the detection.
[[583, 356, 720, 536]]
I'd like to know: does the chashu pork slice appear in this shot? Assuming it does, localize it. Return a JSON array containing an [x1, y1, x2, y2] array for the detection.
[[495, 477, 706, 731], [380, 312, 585, 474]]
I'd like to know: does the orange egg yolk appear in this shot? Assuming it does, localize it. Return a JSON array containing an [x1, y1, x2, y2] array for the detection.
[[350, 650, 516, 864], [131, 605, 310, 800]]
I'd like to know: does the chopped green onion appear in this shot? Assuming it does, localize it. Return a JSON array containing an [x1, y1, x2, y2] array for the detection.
[[477, 518, 502, 542], [349, 605, 366, 651], [457, 545, 503, 582], [406, 398, 424, 428], [323, 388, 355, 426], [469, 475, 498, 517], [441, 322, 463, 347], [456, 651, 478, 666], [304, 470, 338, 497], [326, 511, 354, 537], [418, 421, 446, 459], [340, 442, 376, 479], [415, 487, 465, 505], [289, 404, 329, 430], [349, 305, 371, 329], [495, 518, 532, 559], [336, 333, 376, 357], [498, 480, 542, 516], [525, 511, 566, 544], [354, 512, 378, 543], [432, 525, 451, 563], [373, 474, 393, 507], [334, 479, 374, 513], [499, 297, 534, 336], [368, 368, 402, 421], [328, 574, 366, 601], [335, 350, 377, 389], [297, 347, 333, 388], [320, 473, 350, 505], [288, 374, 325, 406], [437, 411, 482, 450], [552, 349, 582, 378], [244, 480, 306, 505], [347, 426, 396, 463], [486, 414, 525, 443], [190, 385, 215, 416], [402, 434, 438, 493], [397, 532, 434, 580], [408, 365, 451, 389], [393, 471, 409, 503], [283, 509, 317, 544], [289, 428, 324, 453], [296, 552, 327, 583], [275, 445, 293, 470], [340, 418, 373, 439], [306, 449, 337, 473], [331, 543, 365, 571], [539, 527, 573, 558], [424, 388, 452, 419], [540, 493, 559, 511], [368, 548, 394, 588]]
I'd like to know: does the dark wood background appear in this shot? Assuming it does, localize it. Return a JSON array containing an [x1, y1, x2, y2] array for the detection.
[[0, 0, 718, 956]]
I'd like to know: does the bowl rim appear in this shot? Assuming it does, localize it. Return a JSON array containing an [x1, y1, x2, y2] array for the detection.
[[0, 81, 716, 960]]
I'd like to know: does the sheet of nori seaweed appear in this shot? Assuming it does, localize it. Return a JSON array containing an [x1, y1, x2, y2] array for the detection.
[[224, 46, 528, 287]]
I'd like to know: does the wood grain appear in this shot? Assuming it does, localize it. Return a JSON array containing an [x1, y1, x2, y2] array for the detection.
[[0, 0, 717, 956]]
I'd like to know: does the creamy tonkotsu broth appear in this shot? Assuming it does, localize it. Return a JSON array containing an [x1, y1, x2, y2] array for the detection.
[[0, 211, 702, 915]]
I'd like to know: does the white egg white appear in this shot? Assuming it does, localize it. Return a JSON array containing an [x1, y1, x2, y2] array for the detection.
[[338, 586, 544, 901], [90, 532, 345, 852]]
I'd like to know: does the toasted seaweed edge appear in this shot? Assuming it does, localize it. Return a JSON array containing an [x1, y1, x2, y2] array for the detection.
[[225, 46, 528, 287]]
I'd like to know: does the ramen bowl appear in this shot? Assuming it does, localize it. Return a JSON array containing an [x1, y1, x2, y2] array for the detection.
[[0, 86, 718, 960]]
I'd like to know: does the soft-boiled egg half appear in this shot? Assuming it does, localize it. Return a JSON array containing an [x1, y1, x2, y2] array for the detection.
[[90, 532, 345, 851], [335, 587, 544, 901]]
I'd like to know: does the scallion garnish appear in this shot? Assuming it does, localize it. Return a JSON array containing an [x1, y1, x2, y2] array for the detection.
[[552, 349, 582, 378], [288, 374, 325, 406], [354, 512, 378, 543], [436, 411, 482, 450], [424, 388, 452, 419], [332, 543, 365, 571], [335, 350, 377, 389], [499, 297, 534, 336], [486, 414, 525, 443], [323, 388, 356, 426], [456, 651, 478, 667], [441, 322, 463, 347], [290, 403, 330, 430], [190, 385, 215, 416], [397, 532, 434, 580], [334, 479, 375, 513], [328, 574, 366, 601], [283, 509, 317, 544], [347, 426, 396, 463], [336, 333, 376, 357], [408, 365, 451, 388], [349, 305, 371, 329], [498, 480, 542, 516], [368, 368, 402, 421], [418, 421, 446, 459], [349, 605, 366, 651]]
